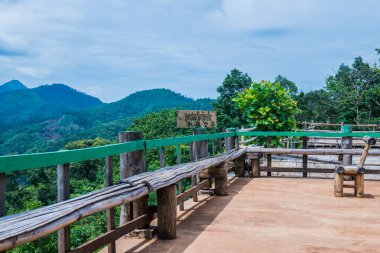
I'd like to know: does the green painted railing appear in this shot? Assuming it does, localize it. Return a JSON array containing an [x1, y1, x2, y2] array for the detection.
[[1, 130, 379, 173], [237, 131, 380, 138]]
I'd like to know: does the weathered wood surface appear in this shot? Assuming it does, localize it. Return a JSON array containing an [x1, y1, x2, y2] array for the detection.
[[69, 214, 153, 253], [57, 163, 70, 253], [246, 147, 380, 156], [157, 185, 177, 239], [105, 156, 116, 253], [0, 148, 246, 251]]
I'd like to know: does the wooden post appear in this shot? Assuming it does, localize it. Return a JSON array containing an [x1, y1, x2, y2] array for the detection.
[[0, 171, 6, 253], [57, 163, 70, 253], [302, 137, 308, 178], [225, 128, 237, 151], [248, 153, 261, 177], [341, 125, 353, 166], [105, 156, 116, 253], [176, 144, 184, 211], [267, 137, 272, 177], [355, 174, 364, 198], [215, 163, 228, 195], [0, 173, 5, 217], [159, 146, 166, 168], [190, 128, 208, 202], [334, 172, 344, 197], [157, 184, 177, 240], [119, 132, 148, 225]]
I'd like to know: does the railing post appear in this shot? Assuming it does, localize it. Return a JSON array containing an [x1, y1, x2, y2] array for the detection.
[[57, 163, 70, 253], [157, 184, 177, 240], [176, 144, 185, 211], [159, 146, 166, 168], [119, 131, 148, 225], [0, 172, 6, 253], [267, 137, 272, 177], [105, 156, 116, 253], [225, 128, 236, 151], [190, 127, 208, 202], [0, 173, 5, 217], [302, 137, 308, 178]]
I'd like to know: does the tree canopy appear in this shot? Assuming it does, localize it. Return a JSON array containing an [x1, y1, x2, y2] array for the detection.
[[233, 81, 300, 131], [213, 69, 252, 130]]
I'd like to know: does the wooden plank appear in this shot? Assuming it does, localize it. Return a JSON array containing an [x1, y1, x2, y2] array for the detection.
[[157, 184, 177, 240], [69, 214, 153, 253], [57, 163, 70, 253], [199, 166, 228, 178], [105, 156, 115, 253], [176, 180, 210, 203], [262, 167, 334, 173], [177, 110, 217, 128]]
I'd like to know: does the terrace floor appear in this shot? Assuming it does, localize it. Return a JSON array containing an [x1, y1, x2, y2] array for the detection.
[[105, 177, 380, 253]]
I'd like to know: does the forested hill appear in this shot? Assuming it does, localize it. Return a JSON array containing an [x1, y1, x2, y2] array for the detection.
[[0, 82, 213, 155]]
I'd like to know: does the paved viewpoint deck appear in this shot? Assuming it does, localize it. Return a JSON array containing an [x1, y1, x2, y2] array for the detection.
[[108, 177, 380, 253]]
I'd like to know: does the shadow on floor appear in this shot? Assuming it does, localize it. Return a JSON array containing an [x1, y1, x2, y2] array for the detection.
[[123, 177, 252, 253]]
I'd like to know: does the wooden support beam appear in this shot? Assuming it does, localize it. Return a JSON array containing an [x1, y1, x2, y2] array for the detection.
[[157, 184, 177, 240], [214, 164, 228, 195], [105, 156, 115, 253], [57, 163, 70, 253], [235, 157, 245, 177], [303, 137, 308, 178], [176, 180, 210, 203], [251, 157, 260, 177], [267, 137, 272, 177], [199, 164, 228, 178], [69, 214, 153, 253]]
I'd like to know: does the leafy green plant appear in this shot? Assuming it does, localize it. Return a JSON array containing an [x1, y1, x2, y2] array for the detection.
[[233, 81, 300, 131]]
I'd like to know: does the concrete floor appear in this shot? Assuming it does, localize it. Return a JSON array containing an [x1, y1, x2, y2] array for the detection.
[[105, 177, 380, 253]]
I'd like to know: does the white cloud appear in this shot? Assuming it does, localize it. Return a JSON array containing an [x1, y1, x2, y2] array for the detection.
[[0, 0, 379, 102]]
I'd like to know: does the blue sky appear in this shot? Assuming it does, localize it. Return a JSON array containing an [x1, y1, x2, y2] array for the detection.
[[0, 0, 379, 102]]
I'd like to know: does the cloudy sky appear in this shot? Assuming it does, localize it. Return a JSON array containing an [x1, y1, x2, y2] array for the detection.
[[0, 0, 379, 102]]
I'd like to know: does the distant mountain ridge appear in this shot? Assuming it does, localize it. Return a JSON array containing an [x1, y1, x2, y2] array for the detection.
[[0, 80, 27, 93], [0, 81, 213, 155]]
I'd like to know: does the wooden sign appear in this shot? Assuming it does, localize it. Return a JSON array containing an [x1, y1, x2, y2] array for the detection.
[[177, 110, 217, 128]]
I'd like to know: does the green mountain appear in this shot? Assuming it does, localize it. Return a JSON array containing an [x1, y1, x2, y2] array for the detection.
[[0, 80, 27, 93], [0, 86, 213, 155], [0, 81, 103, 133]]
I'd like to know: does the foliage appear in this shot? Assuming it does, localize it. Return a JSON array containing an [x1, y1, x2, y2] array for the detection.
[[213, 69, 252, 130], [325, 57, 380, 124], [233, 81, 300, 131], [274, 75, 298, 97]]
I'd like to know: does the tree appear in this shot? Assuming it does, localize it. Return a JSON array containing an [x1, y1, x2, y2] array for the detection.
[[296, 90, 337, 123], [326, 57, 380, 123], [274, 75, 298, 97], [233, 81, 300, 131], [213, 69, 252, 130]]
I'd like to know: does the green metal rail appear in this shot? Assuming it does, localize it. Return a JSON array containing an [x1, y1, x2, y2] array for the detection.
[[1, 130, 379, 173]]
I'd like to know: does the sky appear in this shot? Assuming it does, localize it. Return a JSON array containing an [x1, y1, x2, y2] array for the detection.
[[0, 0, 379, 102]]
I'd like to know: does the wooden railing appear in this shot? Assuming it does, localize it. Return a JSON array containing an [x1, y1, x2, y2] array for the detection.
[[1, 128, 380, 252]]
